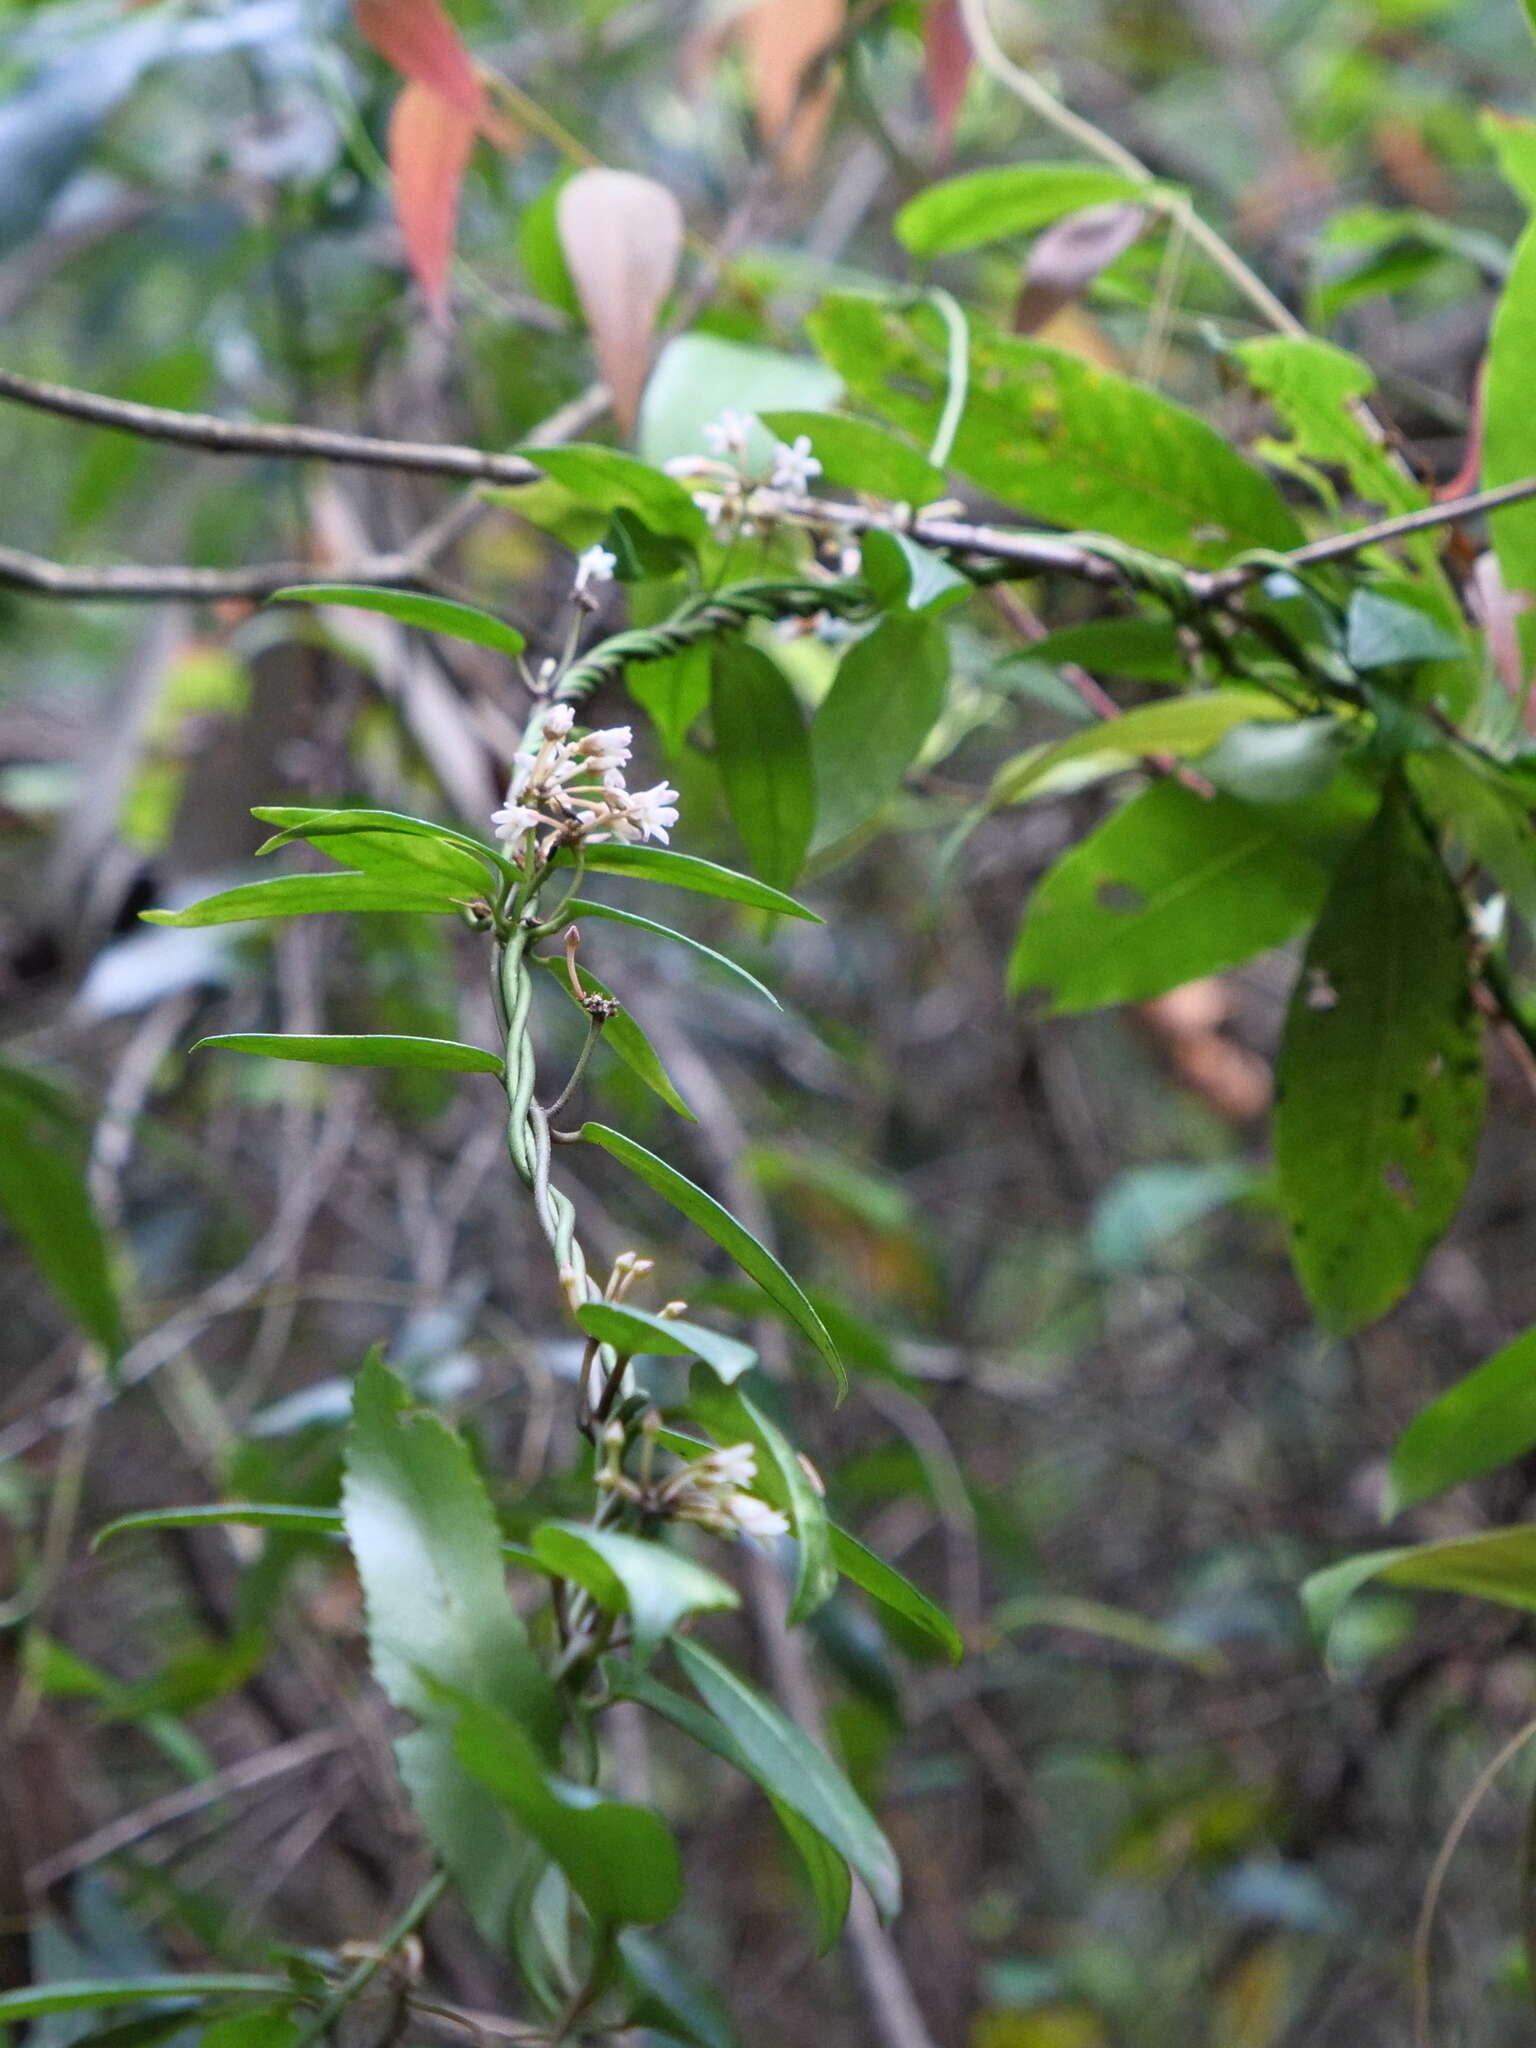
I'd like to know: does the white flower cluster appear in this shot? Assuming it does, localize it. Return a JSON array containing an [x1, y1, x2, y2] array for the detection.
[[666, 412, 823, 536], [492, 703, 679, 856], [657, 1442, 790, 1543]]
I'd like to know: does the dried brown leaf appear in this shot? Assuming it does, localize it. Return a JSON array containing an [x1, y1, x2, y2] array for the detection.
[[1013, 201, 1147, 335]]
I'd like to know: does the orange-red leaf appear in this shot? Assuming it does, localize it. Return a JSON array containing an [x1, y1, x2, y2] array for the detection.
[[556, 169, 684, 437], [356, 0, 484, 119], [735, 0, 843, 176], [922, 0, 971, 162], [389, 81, 477, 326]]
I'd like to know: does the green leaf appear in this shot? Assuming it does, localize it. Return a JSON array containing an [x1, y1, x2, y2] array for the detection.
[[1485, 108, 1536, 207], [200, 2014, 300, 2048], [451, 1692, 683, 1926], [564, 898, 780, 1008], [757, 411, 945, 505], [1198, 717, 1355, 805], [194, 1034, 502, 1074], [569, 842, 821, 921], [1344, 588, 1465, 672], [1274, 777, 1484, 1332], [809, 295, 1301, 562], [579, 1124, 844, 1394], [858, 530, 971, 617], [530, 1521, 738, 1659], [251, 805, 511, 881], [672, 1637, 900, 1916], [894, 163, 1153, 257], [0, 1063, 124, 1356], [1409, 747, 1536, 919], [639, 335, 841, 469], [1304, 1526, 1536, 1647], [143, 873, 465, 926], [989, 690, 1294, 807], [770, 1797, 852, 1953], [516, 444, 707, 545], [1008, 780, 1330, 1013], [94, 1503, 343, 1548], [685, 1370, 836, 1624], [710, 642, 815, 892], [575, 1302, 757, 1383], [626, 641, 711, 759], [543, 957, 695, 1121], [1485, 217, 1536, 651], [810, 616, 949, 851], [1234, 336, 1427, 521], [828, 1526, 964, 1663], [1387, 1324, 1536, 1515], [1022, 616, 1186, 681], [0, 1980, 283, 2022], [272, 585, 526, 658], [617, 1932, 736, 2048]]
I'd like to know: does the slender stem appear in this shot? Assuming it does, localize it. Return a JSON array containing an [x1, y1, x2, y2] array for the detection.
[[293, 1868, 448, 2046], [924, 288, 970, 471], [545, 1015, 607, 1121]]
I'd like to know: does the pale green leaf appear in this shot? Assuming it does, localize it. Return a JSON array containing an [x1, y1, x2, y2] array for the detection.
[[990, 690, 1293, 808], [895, 164, 1153, 257]]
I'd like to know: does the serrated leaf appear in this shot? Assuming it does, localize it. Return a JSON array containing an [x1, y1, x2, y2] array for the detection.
[[543, 956, 694, 1120], [273, 585, 525, 658], [580, 1124, 844, 1394], [710, 642, 815, 892], [894, 163, 1152, 257], [685, 1369, 835, 1623], [757, 411, 945, 505], [558, 169, 684, 436], [1387, 1324, 1536, 1515], [0, 1062, 124, 1356], [568, 841, 821, 920], [452, 1691, 683, 1925], [1304, 1526, 1536, 1648], [672, 1638, 900, 1916], [828, 1526, 963, 1663], [1274, 778, 1484, 1332], [1009, 781, 1330, 1013], [531, 1521, 738, 1659], [143, 873, 465, 926], [990, 690, 1293, 807], [575, 1302, 757, 1383], [809, 613, 949, 851], [564, 898, 779, 1008], [195, 1033, 501, 1074], [809, 295, 1301, 561]]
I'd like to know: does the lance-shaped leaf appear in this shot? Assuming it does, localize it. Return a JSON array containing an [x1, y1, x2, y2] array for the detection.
[[685, 1369, 835, 1623], [557, 170, 684, 437], [1304, 1526, 1536, 1650], [452, 1692, 683, 1926], [143, 873, 467, 926], [673, 1638, 901, 1917], [0, 1981, 286, 2023], [355, 0, 483, 118], [514, 444, 707, 546], [0, 1062, 124, 1356], [530, 1521, 738, 1660], [895, 163, 1150, 258], [1387, 1324, 1536, 1515], [989, 689, 1294, 808], [195, 1033, 502, 1074], [580, 1124, 844, 1394], [828, 1526, 963, 1664], [1274, 777, 1484, 1332], [389, 82, 476, 325], [543, 957, 694, 1120], [564, 898, 779, 1008], [576, 1301, 757, 1383], [772, 1797, 853, 1953], [95, 1504, 344, 1549], [711, 641, 815, 892], [252, 804, 511, 882], [569, 841, 821, 920], [273, 585, 526, 660]]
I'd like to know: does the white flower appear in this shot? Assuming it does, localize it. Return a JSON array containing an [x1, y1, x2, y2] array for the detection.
[[579, 724, 634, 773], [726, 1494, 791, 1541], [711, 1443, 758, 1488], [542, 703, 575, 737], [657, 1442, 786, 1545], [691, 490, 729, 529], [621, 781, 680, 845], [574, 545, 617, 596], [770, 434, 822, 495], [703, 409, 753, 457], [491, 802, 542, 843]]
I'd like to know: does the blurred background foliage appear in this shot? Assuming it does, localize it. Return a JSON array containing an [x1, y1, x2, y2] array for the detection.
[[5, 0, 1536, 2041]]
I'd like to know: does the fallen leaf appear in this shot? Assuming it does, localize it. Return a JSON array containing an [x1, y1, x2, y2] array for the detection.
[[1013, 201, 1146, 335], [356, 0, 484, 120], [922, 0, 971, 162], [389, 81, 477, 325], [735, 0, 844, 175], [557, 169, 685, 437]]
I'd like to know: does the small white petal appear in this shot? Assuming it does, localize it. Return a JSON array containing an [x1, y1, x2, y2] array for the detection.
[[543, 704, 576, 736], [491, 803, 542, 843], [573, 545, 618, 595]]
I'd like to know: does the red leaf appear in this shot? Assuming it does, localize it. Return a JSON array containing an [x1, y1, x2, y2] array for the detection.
[[556, 169, 684, 436], [356, 0, 484, 119], [922, 0, 971, 163], [389, 81, 477, 326]]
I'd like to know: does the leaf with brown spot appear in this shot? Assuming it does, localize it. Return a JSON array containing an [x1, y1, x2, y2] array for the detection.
[[556, 169, 685, 438], [734, 0, 844, 175], [355, 0, 484, 119], [1014, 202, 1148, 335], [388, 82, 477, 326]]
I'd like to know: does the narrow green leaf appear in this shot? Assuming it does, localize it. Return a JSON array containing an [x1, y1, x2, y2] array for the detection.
[[811, 616, 950, 850], [575, 1302, 757, 1383], [1387, 1325, 1536, 1515], [200, 2014, 300, 2048], [272, 585, 526, 658], [565, 898, 780, 1008], [1304, 1526, 1536, 1645], [530, 1521, 738, 1659], [989, 690, 1294, 808], [579, 1124, 844, 1395], [770, 1797, 852, 1953], [452, 1692, 683, 1926], [143, 873, 464, 927], [828, 1527, 963, 1664], [0, 1980, 284, 2022], [543, 957, 695, 1121], [672, 1637, 900, 1917], [194, 1034, 502, 1074], [758, 411, 945, 505], [1274, 777, 1484, 1332], [0, 1063, 124, 1356], [252, 805, 511, 881], [686, 1370, 835, 1623], [1467, 216, 1536, 658], [895, 163, 1153, 257], [95, 1503, 343, 1549], [638, 334, 841, 470], [1009, 781, 1330, 1013], [710, 642, 815, 892], [569, 842, 822, 920]]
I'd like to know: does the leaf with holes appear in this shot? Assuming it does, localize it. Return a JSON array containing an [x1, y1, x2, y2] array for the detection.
[[1274, 778, 1484, 1332]]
